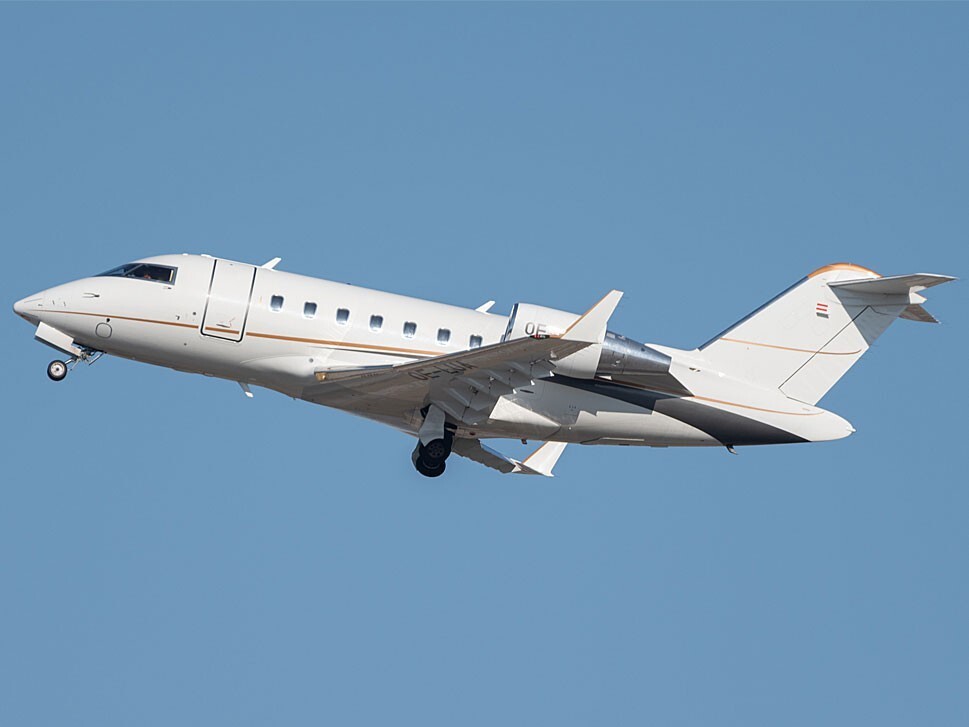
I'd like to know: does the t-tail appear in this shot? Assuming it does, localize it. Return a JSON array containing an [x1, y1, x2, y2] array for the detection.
[[698, 263, 956, 405]]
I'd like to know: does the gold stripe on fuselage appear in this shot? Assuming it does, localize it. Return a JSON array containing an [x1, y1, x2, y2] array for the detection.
[[41, 309, 440, 358], [42, 309, 824, 416], [718, 338, 861, 356], [41, 309, 197, 329], [246, 331, 440, 357]]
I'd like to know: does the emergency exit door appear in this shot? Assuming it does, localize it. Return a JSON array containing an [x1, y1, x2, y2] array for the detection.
[[201, 259, 257, 342]]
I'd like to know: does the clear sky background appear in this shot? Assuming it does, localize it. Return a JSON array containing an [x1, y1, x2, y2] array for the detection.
[[1, 4, 966, 725]]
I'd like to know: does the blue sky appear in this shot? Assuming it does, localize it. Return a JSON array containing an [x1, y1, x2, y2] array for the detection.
[[1, 4, 966, 725]]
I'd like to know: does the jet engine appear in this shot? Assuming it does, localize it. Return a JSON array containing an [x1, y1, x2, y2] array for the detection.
[[502, 302, 686, 392], [501, 303, 577, 341]]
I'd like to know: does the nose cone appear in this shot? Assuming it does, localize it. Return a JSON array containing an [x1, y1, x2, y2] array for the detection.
[[13, 293, 41, 323]]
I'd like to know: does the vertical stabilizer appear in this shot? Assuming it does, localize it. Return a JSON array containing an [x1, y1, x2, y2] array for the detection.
[[698, 264, 955, 405]]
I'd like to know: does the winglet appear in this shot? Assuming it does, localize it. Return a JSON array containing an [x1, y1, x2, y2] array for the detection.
[[261, 257, 282, 270], [561, 290, 623, 344], [512, 441, 568, 477]]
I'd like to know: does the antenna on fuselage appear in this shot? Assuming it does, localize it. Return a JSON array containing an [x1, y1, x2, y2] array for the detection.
[[261, 257, 282, 270]]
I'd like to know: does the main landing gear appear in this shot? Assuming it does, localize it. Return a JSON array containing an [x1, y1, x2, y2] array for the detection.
[[414, 435, 453, 478], [413, 404, 454, 478]]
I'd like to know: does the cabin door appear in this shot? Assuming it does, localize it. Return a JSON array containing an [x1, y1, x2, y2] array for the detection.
[[201, 259, 257, 342]]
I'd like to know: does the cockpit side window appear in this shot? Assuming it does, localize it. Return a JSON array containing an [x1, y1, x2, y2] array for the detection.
[[97, 263, 177, 284]]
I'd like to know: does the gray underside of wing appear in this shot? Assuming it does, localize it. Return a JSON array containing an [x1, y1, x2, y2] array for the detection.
[[450, 438, 569, 476], [299, 335, 590, 422], [450, 438, 518, 474]]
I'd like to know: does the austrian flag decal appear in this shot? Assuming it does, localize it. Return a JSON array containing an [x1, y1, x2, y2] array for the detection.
[[816, 302, 829, 318]]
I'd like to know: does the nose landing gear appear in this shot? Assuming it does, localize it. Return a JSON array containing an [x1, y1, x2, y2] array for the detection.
[[45, 349, 103, 382]]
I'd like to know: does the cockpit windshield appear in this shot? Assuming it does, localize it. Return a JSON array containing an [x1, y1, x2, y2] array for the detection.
[[97, 263, 177, 284]]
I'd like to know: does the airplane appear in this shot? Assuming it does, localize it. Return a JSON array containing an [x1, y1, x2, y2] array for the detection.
[[12, 254, 954, 477]]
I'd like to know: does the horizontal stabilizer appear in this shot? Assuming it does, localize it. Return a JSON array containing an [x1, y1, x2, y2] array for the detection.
[[829, 273, 956, 296], [830, 272, 955, 325], [900, 304, 940, 324]]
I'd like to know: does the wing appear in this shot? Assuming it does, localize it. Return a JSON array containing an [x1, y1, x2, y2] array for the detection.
[[451, 438, 568, 476], [300, 290, 623, 425]]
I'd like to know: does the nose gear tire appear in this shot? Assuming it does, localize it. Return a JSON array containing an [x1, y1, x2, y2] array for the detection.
[[47, 360, 67, 381]]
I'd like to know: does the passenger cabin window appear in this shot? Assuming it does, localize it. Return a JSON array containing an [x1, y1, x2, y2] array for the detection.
[[304, 302, 317, 318], [402, 321, 417, 339], [97, 263, 177, 285], [270, 295, 284, 312], [336, 308, 350, 325], [469, 335, 483, 349], [437, 328, 451, 345], [370, 315, 384, 332]]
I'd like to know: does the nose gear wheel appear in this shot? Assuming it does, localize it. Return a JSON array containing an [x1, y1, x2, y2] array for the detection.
[[47, 360, 67, 381]]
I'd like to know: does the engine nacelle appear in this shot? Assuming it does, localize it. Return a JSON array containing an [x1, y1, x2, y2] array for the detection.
[[502, 302, 677, 383], [502, 302, 597, 377], [502, 302, 600, 378], [502, 303, 577, 341], [598, 332, 672, 378]]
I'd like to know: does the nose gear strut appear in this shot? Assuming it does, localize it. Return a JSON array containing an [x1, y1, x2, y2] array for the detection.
[[45, 348, 103, 382]]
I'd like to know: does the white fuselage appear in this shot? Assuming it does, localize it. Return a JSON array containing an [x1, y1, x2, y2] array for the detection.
[[13, 254, 856, 449]]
